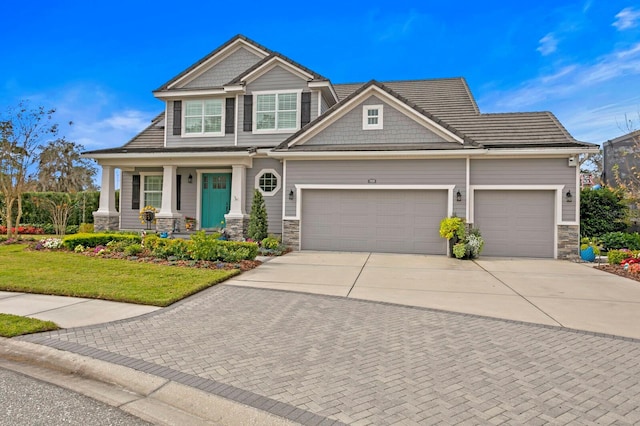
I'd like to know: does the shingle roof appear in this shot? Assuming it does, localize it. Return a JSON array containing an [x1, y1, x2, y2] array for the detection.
[[122, 113, 165, 149]]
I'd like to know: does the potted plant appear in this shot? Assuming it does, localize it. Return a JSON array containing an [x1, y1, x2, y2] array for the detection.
[[439, 216, 466, 255], [185, 217, 197, 231], [580, 237, 601, 262]]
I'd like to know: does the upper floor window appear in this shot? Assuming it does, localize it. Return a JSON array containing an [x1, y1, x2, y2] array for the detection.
[[363, 105, 383, 130], [184, 99, 224, 136], [254, 91, 300, 133]]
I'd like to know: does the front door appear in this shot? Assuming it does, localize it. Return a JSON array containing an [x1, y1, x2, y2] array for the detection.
[[201, 173, 231, 228]]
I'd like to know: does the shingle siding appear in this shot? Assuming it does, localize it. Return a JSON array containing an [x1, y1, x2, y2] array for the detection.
[[183, 47, 263, 89]]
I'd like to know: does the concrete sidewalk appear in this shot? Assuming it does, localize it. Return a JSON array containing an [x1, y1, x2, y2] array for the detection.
[[228, 252, 640, 339], [0, 292, 159, 328]]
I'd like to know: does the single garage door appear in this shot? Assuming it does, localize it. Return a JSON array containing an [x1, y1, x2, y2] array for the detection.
[[474, 190, 555, 258], [301, 189, 447, 254]]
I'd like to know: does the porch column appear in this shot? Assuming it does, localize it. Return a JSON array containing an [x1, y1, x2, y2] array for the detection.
[[93, 165, 119, 231], [156, 165, 179, 232], [225, 164, 249, 240]]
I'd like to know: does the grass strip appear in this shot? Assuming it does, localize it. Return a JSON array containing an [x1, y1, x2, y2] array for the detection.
[[0, 313, 59, 337]]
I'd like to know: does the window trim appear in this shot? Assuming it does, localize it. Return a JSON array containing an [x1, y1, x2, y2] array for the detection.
[[182, 98, 225, 137], [139, 172, 163, 209], [255, 168, 282, 197], [252, 89, 302, 134], [363, 104, 384, 130]]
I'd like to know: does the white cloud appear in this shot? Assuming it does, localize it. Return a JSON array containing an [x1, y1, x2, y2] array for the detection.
[[537, 33, 558, 56], [367, 9, 427, 42], [613, 7, 640, 30]]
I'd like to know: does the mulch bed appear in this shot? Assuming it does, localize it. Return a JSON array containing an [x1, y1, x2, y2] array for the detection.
[[595, 264, 640, 282]]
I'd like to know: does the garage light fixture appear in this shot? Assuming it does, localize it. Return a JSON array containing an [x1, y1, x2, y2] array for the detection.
[[289, 190, 294, 200], [456, 190, 462, 202], [565, 190, 572, 203], [188, 174, 193, 184]]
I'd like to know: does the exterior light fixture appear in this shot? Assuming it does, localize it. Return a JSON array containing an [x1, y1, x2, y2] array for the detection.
[[456, 190, 462, 202], [188, 174, 193, 184], [566, 190, 572, 202], [289, 190, 294, 200]]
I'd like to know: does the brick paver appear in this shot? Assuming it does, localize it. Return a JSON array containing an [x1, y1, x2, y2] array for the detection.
[[20, 285, 640, 425]]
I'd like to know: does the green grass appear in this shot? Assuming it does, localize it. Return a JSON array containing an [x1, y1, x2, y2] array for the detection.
[[0, 245, 240, 307], [0, 313, 59, 337]]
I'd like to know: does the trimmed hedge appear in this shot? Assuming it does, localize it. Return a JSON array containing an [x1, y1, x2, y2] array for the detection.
[[607, 249, 640, 265], [190, 231, 258, 262], [62, 233, 141, 250]]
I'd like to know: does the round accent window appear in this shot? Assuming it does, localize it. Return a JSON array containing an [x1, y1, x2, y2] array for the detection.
[[255, 169, 281, 196]]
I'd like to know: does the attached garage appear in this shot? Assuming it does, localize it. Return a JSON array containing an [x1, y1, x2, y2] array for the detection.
[[300, 189, 448, 254], [473, 190, 555, 258]]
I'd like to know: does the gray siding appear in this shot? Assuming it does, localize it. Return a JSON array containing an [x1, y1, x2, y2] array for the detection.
[[320, 94, 330, 114], [304, 95, 448, 146], [120, 168, 198, 230], [470, 158, 576, 222], [183, 47, 262, 89], [237, 66, 310, 147], [284, 159, 466, 218], [246, 158, 284, 234], [310, 91, 319, 122], [166, 97, 235, 148]]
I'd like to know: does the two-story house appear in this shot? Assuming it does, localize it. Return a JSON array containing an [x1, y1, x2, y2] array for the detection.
[[86, 35, 598, 259]]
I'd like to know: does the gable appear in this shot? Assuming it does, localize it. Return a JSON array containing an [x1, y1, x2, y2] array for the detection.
[[246, 64, 309, 92], [182, 47, 264, 89], [302, 95, 449, 147]]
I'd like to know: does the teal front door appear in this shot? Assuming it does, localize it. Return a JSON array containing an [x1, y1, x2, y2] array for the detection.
[[201, 173, 232, 228]]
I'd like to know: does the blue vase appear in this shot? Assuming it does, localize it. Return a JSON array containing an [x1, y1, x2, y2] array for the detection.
[[580, 246, 595, 262]]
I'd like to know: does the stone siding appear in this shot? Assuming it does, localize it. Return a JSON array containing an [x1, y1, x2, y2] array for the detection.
[[226, 217, 248, 241], [283, 219, 300, 250], [93, 213, 119, 231], [557, 224, 579, 259]]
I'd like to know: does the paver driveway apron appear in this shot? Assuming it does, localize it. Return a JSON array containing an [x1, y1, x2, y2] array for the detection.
[[229, 251, 640, 339]]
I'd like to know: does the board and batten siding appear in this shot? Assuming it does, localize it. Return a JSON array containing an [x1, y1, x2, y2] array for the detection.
[[183, 47, 263, 89], [246, 158, 284, 234], [284, 159, 466, 218], [237, 66, 314, 147], [304, 95, 448, 146], [469, 158, 576, 222], [165, 98, 235, 148]]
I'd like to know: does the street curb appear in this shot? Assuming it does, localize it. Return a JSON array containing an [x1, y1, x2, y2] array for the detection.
[[0, 338, 296, 425]]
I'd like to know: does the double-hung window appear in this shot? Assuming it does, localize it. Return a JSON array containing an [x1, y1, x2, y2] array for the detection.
[[184, 99, 224, 136], [254, 91, 300, 132], [143, 175, 163, 209]]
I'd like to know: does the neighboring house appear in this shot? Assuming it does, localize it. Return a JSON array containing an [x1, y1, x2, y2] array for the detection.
[[603, 129, 640, 187], [85, 35, 598, 259]]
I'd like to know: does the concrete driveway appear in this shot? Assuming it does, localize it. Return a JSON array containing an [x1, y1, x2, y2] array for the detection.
[[228, 251, 640, 339]]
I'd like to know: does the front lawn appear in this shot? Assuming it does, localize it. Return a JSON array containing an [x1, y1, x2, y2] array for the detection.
[[0, 313, 59, 337], [0, 244, 239, 306]]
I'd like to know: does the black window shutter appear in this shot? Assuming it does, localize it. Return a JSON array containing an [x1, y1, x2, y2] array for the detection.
[[173, 101, 182, 135], [225, 98, 235, 134], [176, 175, 182, 211], [301, 92, 311, 127], [243, 95, 253, 131], [132, 175, 141, 210]]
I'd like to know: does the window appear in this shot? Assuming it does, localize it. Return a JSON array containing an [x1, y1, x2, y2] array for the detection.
[[363, 105, 383, 130], [255, 169, 281, 196], [254, 91, 300, 132], [184, 99, 223, 135], [143, 175, 163, 208]]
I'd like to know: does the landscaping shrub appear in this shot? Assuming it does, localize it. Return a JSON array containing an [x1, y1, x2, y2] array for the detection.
[[248, 189, 268, 241], [0, 225, 45, 235], [190, 231, 258, 261], [62, 233, 141, 250], [606, 249, 638, 265], [149, 238, 192, 260], [580, 187, 628, 237], [78, 223, 94, 233], [600, 232, 640, 251], [124, 243, 143, 256], [261, 236, 280, 249]]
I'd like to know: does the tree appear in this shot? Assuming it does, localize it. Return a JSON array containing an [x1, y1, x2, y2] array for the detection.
[[580, 187, 628, 238], [247, 189, 268, 241], [33, 193, 77, 236], [37, 138, 97, 192], [0, 101, 58, 238]]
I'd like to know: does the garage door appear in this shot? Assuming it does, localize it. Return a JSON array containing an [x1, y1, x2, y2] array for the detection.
[[301, 189, 447, 254], [474, 190, 555, 258]]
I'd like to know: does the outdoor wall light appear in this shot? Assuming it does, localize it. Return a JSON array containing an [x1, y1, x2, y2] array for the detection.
[[456, 190, 462, 202], [188, 174, 193, 184], [289, 190, 294, 200], [566, 190, 572, 202]]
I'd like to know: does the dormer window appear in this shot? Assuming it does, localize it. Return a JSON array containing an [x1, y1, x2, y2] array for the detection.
[[184, 99, 224, 136], [363, 105, 383, 130]]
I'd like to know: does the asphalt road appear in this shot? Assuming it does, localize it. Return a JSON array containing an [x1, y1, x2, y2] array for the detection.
[[0, 367, 151, 426]]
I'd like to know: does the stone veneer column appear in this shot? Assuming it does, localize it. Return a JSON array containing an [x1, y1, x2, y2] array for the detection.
[[225, 217, 249, 240], [283, 219, 300, 250], [93, 165, 119, 231], [557, 224, 579, 259]]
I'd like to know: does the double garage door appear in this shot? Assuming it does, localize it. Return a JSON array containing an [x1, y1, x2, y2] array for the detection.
[[301, 189, 447, 254], [300, 188, 556, 258]]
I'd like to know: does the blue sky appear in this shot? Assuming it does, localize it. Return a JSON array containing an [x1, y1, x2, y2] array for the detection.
[[1, 0, 639, 153]]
